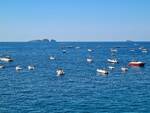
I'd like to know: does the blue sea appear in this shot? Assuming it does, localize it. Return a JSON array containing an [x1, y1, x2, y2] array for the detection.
[[0, 42, 150, 113]]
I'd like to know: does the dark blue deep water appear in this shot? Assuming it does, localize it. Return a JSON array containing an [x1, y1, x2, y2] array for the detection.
[[0, 42, 150, 113]]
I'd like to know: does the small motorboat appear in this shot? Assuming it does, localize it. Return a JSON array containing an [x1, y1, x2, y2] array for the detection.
[[87, 57, 93, 63], [107, 59, 118, 63], [0, 56, 13, 62], [88, 49, 93, 52], [110, 48, 117, 52], [142, 49, 148, 53], [75, 46, 80, 49], [62, 50, 66, 53], [16, 65, 22, 71], [28, 65, 35, 70], [108, 66, 115, 70], [56, 68, 65, 76], [0, 65, 5, 69], [121, 67, 128, 72], [96, 69, 108, 74], [49, 56, 55, 60], [128, 61, 145, 67]]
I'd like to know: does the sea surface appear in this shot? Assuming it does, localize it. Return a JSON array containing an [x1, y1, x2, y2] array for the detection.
[[0, 42, 150, 113]]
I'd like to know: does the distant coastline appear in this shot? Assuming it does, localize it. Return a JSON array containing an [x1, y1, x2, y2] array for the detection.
[[28, 39, 56, 43]]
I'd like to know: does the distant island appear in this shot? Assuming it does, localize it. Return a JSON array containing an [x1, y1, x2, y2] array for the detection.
[[29, 39, 56, 43]]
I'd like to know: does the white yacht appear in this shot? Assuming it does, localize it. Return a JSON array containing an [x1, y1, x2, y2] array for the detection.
[[87, 58, 93, 63], [49, 56, 55, 60], [96, 68, 108, 74], [56, 69, 65, 76], [0, 65, 5, 69], [16, 66, 22, 71], [121, 67, 128, 72], [0, 56, 13, 62], [28, 65, 35, 70], [88, 49, 93, 52], [107, 59, 118, 63], [108, 66, 115, 70]]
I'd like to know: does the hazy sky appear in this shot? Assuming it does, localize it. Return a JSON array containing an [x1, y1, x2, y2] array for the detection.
[[0, 0, 150, 41]]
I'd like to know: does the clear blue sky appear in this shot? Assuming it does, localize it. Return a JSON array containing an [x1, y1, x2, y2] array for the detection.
[[0, 0, 150, 41]]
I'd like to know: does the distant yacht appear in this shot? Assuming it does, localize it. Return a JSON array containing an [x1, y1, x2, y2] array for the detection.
[[49, 56, 55, 60], [16, 65, 22, 71], [128, 61, 145, 67], [75, 46, 80, 49], [107, 58, 118, 64], [141, 48, 148, 53], [97, 68, 109, 74], [56, 68, 65, 76], [121, 67, 128, 72], [108, 66, 115, 70], [0, 56, 13, 62], [50, 39, 56, 43], [110, 48, 117, 52], [0, 65, 5, 69], [88, 49, 93, 52], [87, 57, 93, 63], [28, 65, 35, 70]]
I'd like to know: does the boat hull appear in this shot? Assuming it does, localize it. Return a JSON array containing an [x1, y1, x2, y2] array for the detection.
[[128, 62, 145, 67]]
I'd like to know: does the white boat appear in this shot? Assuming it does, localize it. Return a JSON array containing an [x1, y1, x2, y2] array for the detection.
[[56, 69, 65, 76], [75, 46, 80, 49], [96, 69, 108, 74], [62, 50, 66, 53], [142, 49, 148, 53], [110, 48, 117, 52], [107, 59, 118, 63], [88, 49, 93, 52], [121, 67, 128, 72], [49, 56, 55, 60], [128, 61, 145, 67], [28, 65, 35, 70], [87, 58, 93, 63], [16, 66, 22, 71], [108, 66, 115, 70], [0, 57, 13, 62], [0, 65, 4, 69]]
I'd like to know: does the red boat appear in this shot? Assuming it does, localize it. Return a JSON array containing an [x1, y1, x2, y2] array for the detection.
[[128, 61, 145, 67]]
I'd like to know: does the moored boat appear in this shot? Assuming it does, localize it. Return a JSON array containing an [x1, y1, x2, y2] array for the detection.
[[16, 65, 22, 71], [107, 59, 118, 63], [0, 56, 13, 62], [49, 56, 55, 60], [121, 67, 128, 72], [56, 68, 65, 76], [0, 65, 5, 69], [87, 58, 93, 63], [108, 66, 115, 70], [88, 49, 93, 52], [28, 65, 35, 70], [96, 69, 108, 74], [128, 61, 145, 67]]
